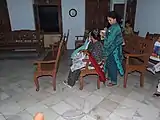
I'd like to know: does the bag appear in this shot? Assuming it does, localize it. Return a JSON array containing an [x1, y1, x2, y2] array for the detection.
[[88, 52, 106, 82]]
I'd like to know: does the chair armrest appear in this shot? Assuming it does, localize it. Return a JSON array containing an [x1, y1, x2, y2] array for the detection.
[[34, 60, 56, 64], [125, 53, 148, 65], [125, 53, 148, 58]]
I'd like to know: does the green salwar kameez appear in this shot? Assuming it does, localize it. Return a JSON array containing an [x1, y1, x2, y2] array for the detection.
[[103, 23, 124, 84]]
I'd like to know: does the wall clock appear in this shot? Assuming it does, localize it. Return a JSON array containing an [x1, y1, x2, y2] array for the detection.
[[69, 8, 77, 17]]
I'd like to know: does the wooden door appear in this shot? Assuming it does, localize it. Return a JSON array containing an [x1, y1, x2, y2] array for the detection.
[[114, 4, 125, 19], [85, 0, 98, 30], [0, 0, 11, 32], [85, 0, 109, 31], [98, 0, 109, 29], [126, 0, 137, 28]]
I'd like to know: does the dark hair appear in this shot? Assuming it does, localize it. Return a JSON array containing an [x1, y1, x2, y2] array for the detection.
[[108, 11, 121, 24], [90, 30, 100, 41]]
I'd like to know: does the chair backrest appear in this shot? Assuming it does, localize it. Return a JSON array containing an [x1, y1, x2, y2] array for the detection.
[[123, 35, 136, 53], [134, 30, 139, 35], [145, 32, 154, 39], [137, 37, 154, 64], [54, 39, 64, 72], [65, 29, 70, 48], [124, 35, 154, 65]]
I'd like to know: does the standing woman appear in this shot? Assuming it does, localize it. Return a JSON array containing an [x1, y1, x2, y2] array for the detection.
[[103, 11, 124, 86]]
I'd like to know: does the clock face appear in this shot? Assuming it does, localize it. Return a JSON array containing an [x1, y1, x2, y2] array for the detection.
[[69, 9, 77, 17]]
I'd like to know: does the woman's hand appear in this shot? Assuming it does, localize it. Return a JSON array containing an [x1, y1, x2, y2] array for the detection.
[[80, 50, 89, 55]]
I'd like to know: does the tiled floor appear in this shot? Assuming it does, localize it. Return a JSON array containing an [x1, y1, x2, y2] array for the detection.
[[0, 51, 160, 120]]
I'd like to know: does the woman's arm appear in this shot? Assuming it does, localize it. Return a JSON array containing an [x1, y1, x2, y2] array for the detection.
[[103, 26, 120, 57]]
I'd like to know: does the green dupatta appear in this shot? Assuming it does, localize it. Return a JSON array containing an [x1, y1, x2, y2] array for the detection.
[[103, 23, 124, 76]]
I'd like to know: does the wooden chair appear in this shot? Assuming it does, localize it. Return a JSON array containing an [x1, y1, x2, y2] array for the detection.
[[79, 52, 105, 90], [123, 35, 154, 88], [145, 32, 154, 39], [134, 30, 139, 35], [53, 29, 69, 54], [33, 39, 64, 91], [64, 29, 69, 51]]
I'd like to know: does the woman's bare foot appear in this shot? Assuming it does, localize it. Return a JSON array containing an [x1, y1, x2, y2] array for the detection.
[[34, 113, 44, 120]]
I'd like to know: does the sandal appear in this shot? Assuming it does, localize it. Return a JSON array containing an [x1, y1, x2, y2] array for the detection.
[[107, 82, 117, 87], [153, 92, 160, 97]]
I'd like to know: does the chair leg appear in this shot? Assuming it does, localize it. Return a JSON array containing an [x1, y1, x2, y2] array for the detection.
[[34, 75, 39, 91], [52, 75, 56, 91], [123, 70, 128, 88], [79, 76, 83, 90], [97, 77, 100, 89], [140, 72, 144, 87]]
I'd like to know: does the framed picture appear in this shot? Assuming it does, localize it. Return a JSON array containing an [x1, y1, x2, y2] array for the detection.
[[69, 8, 77, 17]]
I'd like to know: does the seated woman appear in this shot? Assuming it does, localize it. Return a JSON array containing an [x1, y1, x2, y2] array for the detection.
[[63, 30, 103, 88], [147, 36, 160, 74], [124, 20, 134, 35]]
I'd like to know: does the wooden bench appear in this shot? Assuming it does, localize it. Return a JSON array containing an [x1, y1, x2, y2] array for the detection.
[[123, 35, 154, 88], [0, 30, 44, 56], [33, 39, 64, 91]]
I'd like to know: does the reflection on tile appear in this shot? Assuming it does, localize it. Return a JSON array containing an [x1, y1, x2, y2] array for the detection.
[[56, 116, 66, 120], [108, 94, 125, 104], [99, 98, 119, 112], [51, 101, 75, 115], [40, 95, 62, 107], [89, 107, 111, 120], [6, 111, 33, 120], [83, 94, 104, 113], [121, 98, 143, 109], [0, 92, 10, 100], [0, 115, 6, 120], [65, 96, 85, 110], [26, 88, 52, 101], [63, 110, 84, 120], [137, 104, 159, 120], [80, 115, 96, 120], [113, 105, 136, 119], [72, 89, 91, 98], [93, 87, 111, 97], [127, 91, 144, 101], [108, 113, 129, 120], [0, 101, 22, 116], [26, 102, 48, 116]]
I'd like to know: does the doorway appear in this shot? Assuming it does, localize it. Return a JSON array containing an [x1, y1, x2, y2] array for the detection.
[[0, 0, 11, 33], [114, 4, 125, 20]]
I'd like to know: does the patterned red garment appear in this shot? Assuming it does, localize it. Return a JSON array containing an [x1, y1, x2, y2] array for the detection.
[[88, 52, 107, 82]]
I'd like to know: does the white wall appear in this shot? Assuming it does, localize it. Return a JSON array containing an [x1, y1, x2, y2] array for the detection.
[[61, 0, 85, 49], [6, 0, 35, 30], [6, 0, 85, 49], [135, 0, 160, 36]]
